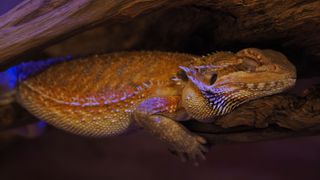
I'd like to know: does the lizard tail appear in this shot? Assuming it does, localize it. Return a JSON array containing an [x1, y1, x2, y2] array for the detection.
[[0, 56, 72, 106], [0, 66, 18, 105]]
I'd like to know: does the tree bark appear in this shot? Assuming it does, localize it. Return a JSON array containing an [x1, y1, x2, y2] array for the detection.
[[1, 0, 320, 69], [0, 0, 194, 69], [184, 86, 320, 144]]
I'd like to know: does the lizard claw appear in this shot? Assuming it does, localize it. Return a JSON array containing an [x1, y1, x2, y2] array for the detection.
[[170, 134, 208, 165]]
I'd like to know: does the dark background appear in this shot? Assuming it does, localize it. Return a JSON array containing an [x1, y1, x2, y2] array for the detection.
[[1, 127, 320, 180], [0, 1, 320, 180]]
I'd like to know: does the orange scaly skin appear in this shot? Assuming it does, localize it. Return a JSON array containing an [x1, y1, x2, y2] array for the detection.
[[12, 48, 296, 164], [18, 52, 192, 136]]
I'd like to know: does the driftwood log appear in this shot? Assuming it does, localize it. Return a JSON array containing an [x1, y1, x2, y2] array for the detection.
[[1, 0, 320, 69], [0, 0, 195, 69], [184, 86, 320, 144], [0, 0, 320, 144]]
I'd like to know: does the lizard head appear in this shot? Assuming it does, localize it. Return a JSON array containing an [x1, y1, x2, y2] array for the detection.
[[180, 48, 296, 122]]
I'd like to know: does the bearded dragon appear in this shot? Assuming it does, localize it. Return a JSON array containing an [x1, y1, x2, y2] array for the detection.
[[0, 48, 296, 163]]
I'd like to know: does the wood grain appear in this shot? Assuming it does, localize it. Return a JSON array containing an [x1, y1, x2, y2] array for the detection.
[[1, 0, 320, 69], [0, 0, 193, 68], [184, 85, 320, 144]]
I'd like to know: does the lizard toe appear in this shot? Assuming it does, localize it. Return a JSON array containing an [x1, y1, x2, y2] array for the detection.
[[169, 134, 208, 164]]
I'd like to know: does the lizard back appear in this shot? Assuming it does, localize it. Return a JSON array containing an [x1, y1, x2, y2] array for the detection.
[[17, 51, 195, 136]]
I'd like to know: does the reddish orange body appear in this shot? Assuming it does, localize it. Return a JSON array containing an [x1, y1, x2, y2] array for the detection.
[[3, 48, 296, 163], [17, 52, 194, 136]]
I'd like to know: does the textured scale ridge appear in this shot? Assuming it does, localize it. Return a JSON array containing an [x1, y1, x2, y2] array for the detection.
[[20, 52, 189, 107], [6, 48, 296, 163]]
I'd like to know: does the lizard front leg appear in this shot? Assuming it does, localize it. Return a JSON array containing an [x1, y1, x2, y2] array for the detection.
[[133, 96, 207, 164]]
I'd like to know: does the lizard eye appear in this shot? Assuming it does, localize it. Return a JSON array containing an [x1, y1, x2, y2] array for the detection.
[[209, 73, 217, 85]]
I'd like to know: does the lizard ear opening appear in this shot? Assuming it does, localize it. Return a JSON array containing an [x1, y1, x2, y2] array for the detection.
[[209, 73, 217, 85], [179, 66, 195, 81], [176, 69, 189, 82], [179, 66, 199, 82], [179, 66, 210, 91]]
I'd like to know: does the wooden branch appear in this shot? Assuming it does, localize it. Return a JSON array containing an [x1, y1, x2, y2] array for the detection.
[[1, 0, 320, 70], [183, 85, 320, 144], [0, 103, 37, 131], [0, 0, 195, 69], [197, 0, 320, 57]]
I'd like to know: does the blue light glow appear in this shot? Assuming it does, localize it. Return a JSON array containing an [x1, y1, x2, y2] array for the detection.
[[36, 121, 47, 129], [0, 56, 72, 92], [16, 56, 72, 81], [0, 66, 18, 90]]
